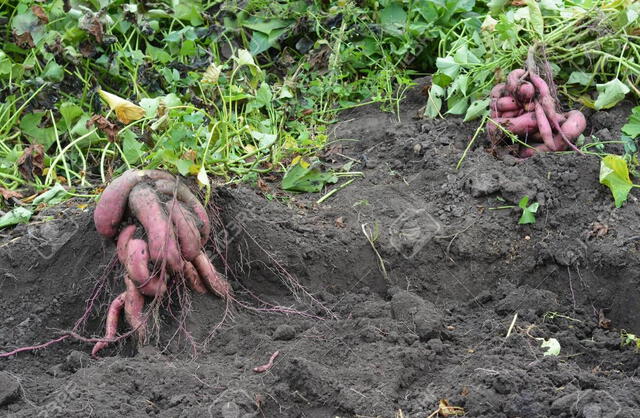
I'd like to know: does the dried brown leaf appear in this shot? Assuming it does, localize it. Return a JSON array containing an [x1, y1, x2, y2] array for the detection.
[[17, 144, 45, 181], [86, 114, 119, 142], [31, 5, 49, 24], [0, 188, 23, 200]]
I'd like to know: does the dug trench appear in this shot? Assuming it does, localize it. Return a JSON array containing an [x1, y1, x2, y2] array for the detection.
[[1, 82, 640, 417]]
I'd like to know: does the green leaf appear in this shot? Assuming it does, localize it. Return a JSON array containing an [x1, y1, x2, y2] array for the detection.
[[147, 44, 172, 64], [249, 31, 271, 55], [20, 112, 56, 150], [595, 79, 630, 110], [33, 183, 69, 206], [42, 61, 64, 82], [172, 0, 203, 26], [174, 159, 193, 176], [436, 56, 460, 79], [622, 106, 640, 138], [0, 207, 33, 229], [59, 102, 83, 131], [540, 338, 561, 356], [518, 195, 539, 224], [121, 131, 145, 164], [242, 18, 293, 34], [281, 161, 337, 193], [250, 130, 277, 148], [446, 94, 468, 115], [527, 0, 544, 39], [255, 82, 273, 106], [599, 154, 634, 208], [425, 84, 445, 118], [464, 98, 490, 121], [567, 71, 593, 86], [380, 3, 407, 35]]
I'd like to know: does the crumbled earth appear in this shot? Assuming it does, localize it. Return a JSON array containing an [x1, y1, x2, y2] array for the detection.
[[1, 82, 640, 417]]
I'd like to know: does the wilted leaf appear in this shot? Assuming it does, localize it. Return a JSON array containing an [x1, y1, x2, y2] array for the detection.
[[17, 144, 45, 181], [86, 114, 119, 142], [78, 12, 104, 43], [97, 89, 145, 124], [202, 63, 222, 84], [282, 160, 337, 193], [540, 338, 561, 356], [31, 5, 48, 24], [0, 188, 23, 200], [594, 79, 630, 110], [436, 399, 465, 417], [197, 165, 210, 188], [0, 207, 33, 229], [33, 183, 69, 206], [236, 49, 256, 68], [599, 154, 634, 208]]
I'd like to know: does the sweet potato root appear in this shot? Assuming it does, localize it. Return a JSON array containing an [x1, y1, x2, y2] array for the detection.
[[192, 251, 232, 299], [116, 224, 136, 263], [496, 97, 521, 112], [124, 276, 145, 343], [128, 183, 182, 273], [125, 238, 167, 297], [184, 261, 207, 294], [91, 292, 126, 357], [506, 69, 526, 95], [94, 170, 140, 238], [495, 112, 538, 135], [167, 198, 201, 261], [94, 170, 176, 238], [153, 179, 210, 245]]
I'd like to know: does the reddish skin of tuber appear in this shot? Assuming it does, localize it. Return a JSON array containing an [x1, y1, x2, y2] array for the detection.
[[506, 69, 526, 95], [94, 170, 175, 238], [124, 276, 146, 343], [193, 252, 232, 299], [125, 239, 167, 297], [167, 198, 201, 261], [116, 224, 136, 263], [496, 96, 521, 112], [520, 110, 587, 158], [91, 292, 126, 357], [501, 110, 523, 118], [534, 101, 555, 149], [495, 112, 538, 136], [516, 81, 535, 104], [94, 170, 140, 238], [153, 179, 210, 246], [128, 183, 183, 273], [184, 261, 207, 294], [490, 83, 508, 99]]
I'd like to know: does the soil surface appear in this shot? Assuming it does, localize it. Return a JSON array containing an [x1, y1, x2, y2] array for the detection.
[[2, 81, 640, 418]]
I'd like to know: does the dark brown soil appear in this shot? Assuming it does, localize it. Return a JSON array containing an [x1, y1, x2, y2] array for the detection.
[[2, 81, 640, 417]]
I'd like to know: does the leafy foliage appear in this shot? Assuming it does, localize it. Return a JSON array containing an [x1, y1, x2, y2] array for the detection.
[[427, 0, 640, 120]]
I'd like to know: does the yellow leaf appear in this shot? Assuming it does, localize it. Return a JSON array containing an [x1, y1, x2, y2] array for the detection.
[[98, 89, 146, 124], [290, 155, 310, 168]]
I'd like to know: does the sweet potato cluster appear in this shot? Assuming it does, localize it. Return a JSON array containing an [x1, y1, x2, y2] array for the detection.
[[488, 69, 586, 158], [92, 169, 231, 356]]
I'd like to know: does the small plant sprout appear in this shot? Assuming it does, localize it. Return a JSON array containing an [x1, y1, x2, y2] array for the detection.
[[518, 196, 539, 225]]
